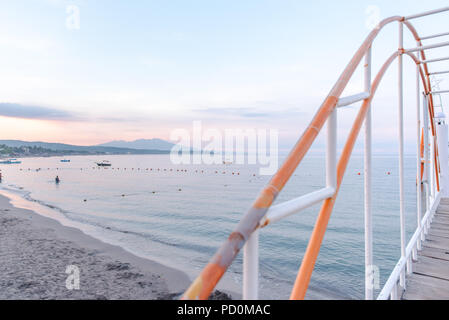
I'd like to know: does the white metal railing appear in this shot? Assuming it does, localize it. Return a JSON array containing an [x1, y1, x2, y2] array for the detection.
[[248, 8, 449, 300], [181, 6, 449, 301], [255, 8, 449, 300]]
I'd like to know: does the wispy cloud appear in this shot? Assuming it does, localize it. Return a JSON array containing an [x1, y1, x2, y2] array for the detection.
[[192, 106, 304, 119], [0, 103, 79, 121]]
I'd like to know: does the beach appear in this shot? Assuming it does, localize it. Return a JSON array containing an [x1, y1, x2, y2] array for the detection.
[[0, 193, 196, 300]]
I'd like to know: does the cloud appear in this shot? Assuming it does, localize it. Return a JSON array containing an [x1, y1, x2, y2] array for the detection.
[[0, 103, 79, 121], [192, 106, 304, 119]]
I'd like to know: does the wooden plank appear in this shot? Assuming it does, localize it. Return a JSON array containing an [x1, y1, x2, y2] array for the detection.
[[402, 199, 449, 300], [422, 234, 449, 251], [420, 246, 449, 261], [433, 213, 449, 221], [431, 217, 449, 226], [413, 255, 449, 281], [436, 209, 449, 215], [430, 222, 449, 232], [403, 273, 449, 300], [429, 228, 449, 238]]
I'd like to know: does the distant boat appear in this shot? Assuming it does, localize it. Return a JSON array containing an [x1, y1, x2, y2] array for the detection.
[[223, 160, 233, 165], [96, 160, 111, 167], [60, 159, 71, 163], [0, 159, 22, 164]]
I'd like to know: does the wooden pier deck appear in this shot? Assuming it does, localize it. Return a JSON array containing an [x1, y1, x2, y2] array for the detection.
[[403, 197, 449, 300]]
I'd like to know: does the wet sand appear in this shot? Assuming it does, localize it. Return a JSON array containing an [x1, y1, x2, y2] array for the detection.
[[0, 194, 194, 299]]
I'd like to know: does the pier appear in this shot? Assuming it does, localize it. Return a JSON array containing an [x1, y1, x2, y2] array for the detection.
[[403, 198, 449, 300]]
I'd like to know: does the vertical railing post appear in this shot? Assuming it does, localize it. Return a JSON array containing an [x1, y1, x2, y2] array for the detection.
[[398, 21, 407, 288], [243, 230, 259, 299], [430, 133, 435, 201], [436, 114, 449, 197], [364, 47, 373, 300], [423, 94, 430, 237], [416, 64, 422, 254], [326, 110, 337, 190]]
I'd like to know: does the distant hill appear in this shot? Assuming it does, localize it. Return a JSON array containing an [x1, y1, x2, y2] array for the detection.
[[97, 138, 174, 151], [0, 140, 170, 155]]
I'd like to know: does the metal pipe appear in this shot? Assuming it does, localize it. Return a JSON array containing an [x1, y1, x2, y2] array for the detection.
[[420, 31, 449, 40], [428, 70, 449, 75], [416, 65, 422, 251], [398, 21, 407, 287], [261, 187, 335, 227], [327, 110, 337, 190], [337, 92, 370, 107], [422, 56, 449, 63], [243, 230, 259, 299], [404, 6, 449, 20], [404, 41, 449, 53], [364, 47, 373, 300], [430, 90, 449, 94], [436, 116, 449, 197], [431, 134, 436, 200], [423, 95, 431, 212]]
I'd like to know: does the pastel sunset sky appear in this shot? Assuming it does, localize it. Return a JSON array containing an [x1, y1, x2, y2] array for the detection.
[[0, 0, 448, 152]]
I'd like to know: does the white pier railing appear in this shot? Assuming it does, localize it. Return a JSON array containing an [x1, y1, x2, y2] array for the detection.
[[181, 7, 449, 300]]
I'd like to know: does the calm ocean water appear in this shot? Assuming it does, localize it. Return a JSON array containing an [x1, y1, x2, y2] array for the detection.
[[0, 153, 420, 299]]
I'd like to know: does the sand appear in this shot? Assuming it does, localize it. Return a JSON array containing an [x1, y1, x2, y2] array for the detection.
[[0, 193, 196, 299]]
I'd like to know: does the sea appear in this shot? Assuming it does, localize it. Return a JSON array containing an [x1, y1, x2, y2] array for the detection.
[[0, 153, 422, 299]]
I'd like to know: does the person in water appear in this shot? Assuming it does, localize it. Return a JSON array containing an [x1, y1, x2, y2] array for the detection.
[[55, 176, 60, 183]]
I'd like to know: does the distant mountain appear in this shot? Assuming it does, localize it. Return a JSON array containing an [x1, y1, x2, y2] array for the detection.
[[0, 140, 170, 155], [97, 139, 175, 151]]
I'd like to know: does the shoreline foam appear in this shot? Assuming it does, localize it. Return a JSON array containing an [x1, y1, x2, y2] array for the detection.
[[0, 193, 193, 299]]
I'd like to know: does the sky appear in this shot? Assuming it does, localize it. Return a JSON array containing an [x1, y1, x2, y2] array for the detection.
[[0, 0, 448, 153]]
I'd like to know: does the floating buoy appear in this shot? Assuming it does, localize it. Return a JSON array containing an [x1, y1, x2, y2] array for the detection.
[[122, 194, 125, 197], [387, 172, 391, 175], [357, 172, 361, 175], [178, 188, 182, 191]]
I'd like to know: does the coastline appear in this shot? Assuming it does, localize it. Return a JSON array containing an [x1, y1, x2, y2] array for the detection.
[[0, 193, 198, 299]]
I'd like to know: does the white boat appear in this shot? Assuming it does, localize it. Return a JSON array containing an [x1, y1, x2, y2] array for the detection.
[[0, 159, 22, 164], [96, 160, 111, 167]]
